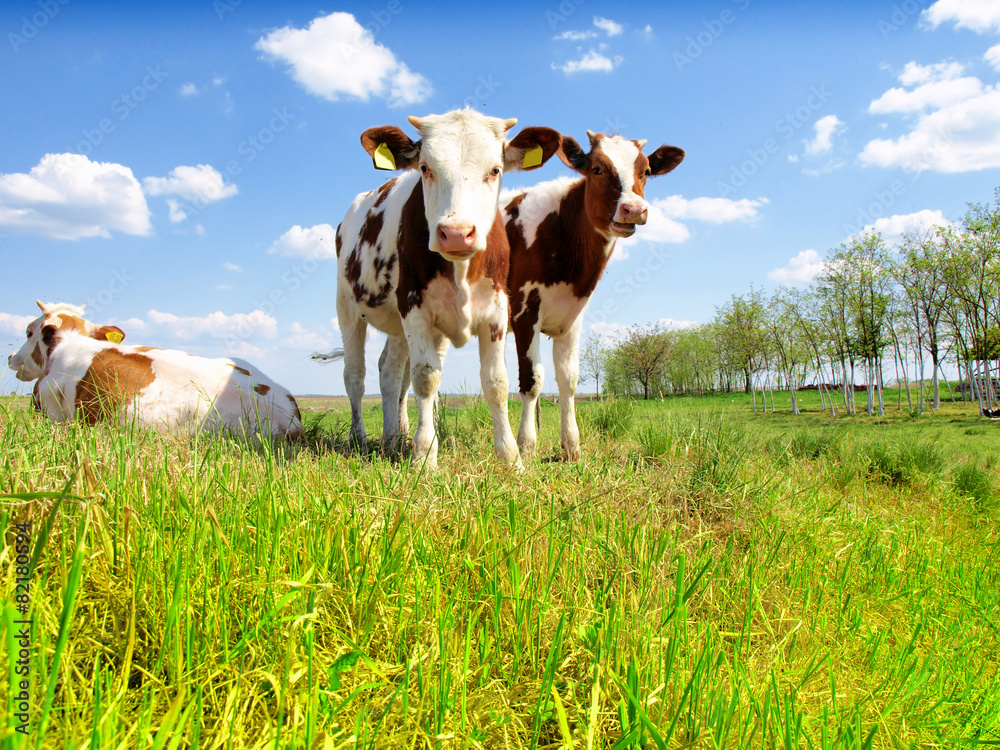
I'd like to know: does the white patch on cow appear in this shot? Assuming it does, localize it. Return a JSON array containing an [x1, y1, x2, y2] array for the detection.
[[506, 176, 580, 250], [598, 135, 646, 219], [513, 281, 593, 339]]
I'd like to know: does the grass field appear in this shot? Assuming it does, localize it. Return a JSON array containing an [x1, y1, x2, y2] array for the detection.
[[1, 389, 998, 748]]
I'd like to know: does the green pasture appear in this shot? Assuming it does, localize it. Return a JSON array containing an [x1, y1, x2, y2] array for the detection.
[[0, 390, 998, 748]]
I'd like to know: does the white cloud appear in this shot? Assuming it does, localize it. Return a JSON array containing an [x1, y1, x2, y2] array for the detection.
[[805, 115, 846, 156], [922, 0, 1000, 33], [858, 209, 952, 245], [0, 312, 35, 336], [768, 249, 825, 285], [166, 199, 187, 223], [554, 49, 622, 74], [986, 44, 1000, 71], [143, 164, 238, 204], [180, 83, 199, 96], [255, 12, 432, 106], [282, 322, 334, 351], [861, 61, 1000, 173], [654, 195, 767, 223], [213, 284, 233, 291], [642, 25, 654, 38], [869, 73, 983, 114], [0, 153, 151, 240], [267, 224, 338, 259], [555, 30, 597, 41], [223, 262, 242, 273], [593, 16, 623, 36], [146, 309, 278, 340]]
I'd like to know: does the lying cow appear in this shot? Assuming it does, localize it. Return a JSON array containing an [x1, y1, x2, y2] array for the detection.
[[8, 300, 302, 437], [336, 109, 560, 468], [504, 131, 685, 460]]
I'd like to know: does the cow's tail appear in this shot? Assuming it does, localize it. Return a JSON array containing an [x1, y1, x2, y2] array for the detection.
[[311, 348, 345, 364]]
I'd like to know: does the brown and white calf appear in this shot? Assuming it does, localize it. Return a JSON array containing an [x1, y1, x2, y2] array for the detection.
[[336, 109, 559, 469], [8, 300, 302, 437], [504, 131, 685, 460]]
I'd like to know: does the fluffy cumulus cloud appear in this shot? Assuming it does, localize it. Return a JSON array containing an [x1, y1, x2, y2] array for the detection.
[[614, 195, 766, 262], [860, 60, 1000, 172], [593, 17, 623, 36], [281, 321, 334, 351], [0, 153, 151, 240], [553, 17, 626, 73], [922, 0, 1000, 33], [267, 224, 338, 259], [805, 115, 846, 156], [255, 12, 431, 106], [0, 312, 35, 336], [768, 249, 825, 286], [143, 164, 238, 204], [146, 309, 278, 340], [654, 195, 767, 223], [986, 44, 1000, 71], [859, 209, 952, 245], [554, 49, 622, 74]]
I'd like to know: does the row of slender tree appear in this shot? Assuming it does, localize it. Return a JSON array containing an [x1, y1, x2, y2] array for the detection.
[[582, 188, 1000, 416]]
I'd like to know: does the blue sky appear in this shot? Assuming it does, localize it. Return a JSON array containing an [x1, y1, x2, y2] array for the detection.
[[2, 0, 999, 396]]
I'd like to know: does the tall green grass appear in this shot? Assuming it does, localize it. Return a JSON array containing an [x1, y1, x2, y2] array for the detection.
[[0, 393, 997, 748]]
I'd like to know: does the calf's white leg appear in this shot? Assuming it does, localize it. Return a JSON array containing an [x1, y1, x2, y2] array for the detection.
[[552, 318, 583, 461]]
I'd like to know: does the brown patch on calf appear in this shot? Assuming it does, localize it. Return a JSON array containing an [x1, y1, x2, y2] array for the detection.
[[32, 380, 41, 411], [254, 383, 271, 396], [489, 323, 503, 342], [134, 346, 161, 353], [229, 364, 252, 377], [512, 288, 542, 394], [504, 193, 526, 220], [335, 223, 343, 259], [395, 182, 449, 318], [75, 350, 156, 424], [31, 345, 43, 369], [467, 213, 510, 295], [372, 178, 397, 209], [359, 209, 384, 249]]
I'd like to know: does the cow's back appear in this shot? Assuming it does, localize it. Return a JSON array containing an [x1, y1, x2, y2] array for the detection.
[[337, 172, 423, 336]]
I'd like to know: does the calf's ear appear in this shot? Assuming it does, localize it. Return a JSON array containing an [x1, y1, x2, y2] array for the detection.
[[504, 127, 561, 172], [557, 136, 590, 174], [94, 325, 126, 344], [648, 146, 685, 176], [361, 126, 421, 171]]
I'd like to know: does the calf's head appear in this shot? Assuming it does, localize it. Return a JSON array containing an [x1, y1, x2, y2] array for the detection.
[[7, 300, 126, 381], [361, 109, 560, 261], [559, 132, 685, 238]]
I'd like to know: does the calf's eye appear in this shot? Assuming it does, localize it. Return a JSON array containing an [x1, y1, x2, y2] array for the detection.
[[592, 166, 602, 176]]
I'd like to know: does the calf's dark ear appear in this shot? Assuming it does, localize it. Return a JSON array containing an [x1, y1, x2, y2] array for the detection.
[[557, 136, 590, 174], [504, 127, 561, 172], [648, 146, 685, 176], [361, 126, 421, 171], [94, 325, 126, 344]]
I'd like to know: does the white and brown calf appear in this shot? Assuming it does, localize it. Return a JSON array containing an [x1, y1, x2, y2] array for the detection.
[[8, 300, 302, 437], [504, 132, 685, 460], [336, 109, 559, 469]]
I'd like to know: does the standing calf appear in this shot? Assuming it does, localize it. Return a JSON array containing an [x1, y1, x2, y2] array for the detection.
[[504, 131, 685, 459], [8, 300, 302, 437], [335, 109, 559, 468]]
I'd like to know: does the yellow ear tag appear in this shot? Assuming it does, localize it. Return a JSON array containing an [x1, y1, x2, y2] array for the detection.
[[373, 142, 396, 170], [105, 331, 124, 344], [522, 144, 544, 169]]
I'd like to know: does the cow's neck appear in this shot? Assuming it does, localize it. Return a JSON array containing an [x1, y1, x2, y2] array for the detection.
[[558, 180, 617, 299]]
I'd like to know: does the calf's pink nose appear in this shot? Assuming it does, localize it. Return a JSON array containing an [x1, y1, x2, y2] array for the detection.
[[621, 203, 648, 224], [437, 223, 477, 253]]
